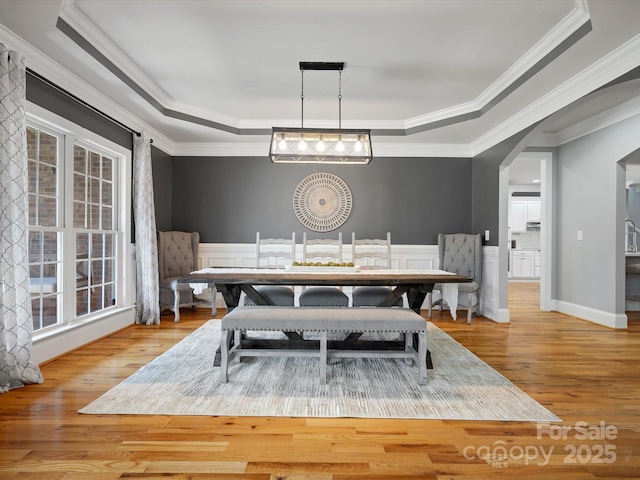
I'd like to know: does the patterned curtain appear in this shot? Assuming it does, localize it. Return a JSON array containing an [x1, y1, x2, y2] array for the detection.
[[0, 44, 44, 392], [132, 132, 160, 325]]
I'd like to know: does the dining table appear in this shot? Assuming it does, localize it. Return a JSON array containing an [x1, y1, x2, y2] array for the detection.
[[184, 266, 470, 314], [182, 267, 471, 367]]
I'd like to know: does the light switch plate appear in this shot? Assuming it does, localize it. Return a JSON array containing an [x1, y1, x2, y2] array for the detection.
[[577, 230, 583, 241]]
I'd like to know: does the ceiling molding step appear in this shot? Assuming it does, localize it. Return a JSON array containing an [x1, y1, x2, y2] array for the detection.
[[0, 23, 21, 51], [405, 0, 590, 132], [169, 141, 472, 158], [554, 93, 640, 146], [55, 0, 591, 141], [404, 100, 480, 131], [170, 142, 272, 157], [475, 0, 590, 109], [0, 22, 158, 140], [58, 0, 172, 106], [470, 33, 640, 157], [521, 134, 559, 148], [1, 22, 173, 153], [372, 143, 472, 158]]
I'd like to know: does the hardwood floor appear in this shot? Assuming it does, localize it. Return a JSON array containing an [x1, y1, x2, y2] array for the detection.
[[2, 283, 640, 479]]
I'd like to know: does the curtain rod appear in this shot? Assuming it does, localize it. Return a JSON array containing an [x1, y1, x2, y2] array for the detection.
[[26, 68, 151, 142]]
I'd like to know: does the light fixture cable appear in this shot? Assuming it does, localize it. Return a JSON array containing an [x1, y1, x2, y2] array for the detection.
[[338, 69, 342, 130]]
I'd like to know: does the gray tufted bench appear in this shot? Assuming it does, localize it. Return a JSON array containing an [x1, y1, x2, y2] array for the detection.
[[220, 306, 428, 385]]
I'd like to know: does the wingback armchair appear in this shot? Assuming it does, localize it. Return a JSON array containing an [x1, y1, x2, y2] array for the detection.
[[158, 231, 214, 322], [428, 233, 482, 323]]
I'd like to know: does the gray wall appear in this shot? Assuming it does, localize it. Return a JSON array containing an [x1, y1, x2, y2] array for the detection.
[[168, 156, 472, 244], [151, 146, 173, 232], [26, 73, 133, 150], [471, 124, 542, 247], [556, 113, 640, 314]]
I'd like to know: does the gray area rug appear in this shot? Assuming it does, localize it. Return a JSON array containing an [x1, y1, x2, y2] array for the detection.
[[80, 320, 560, 421]]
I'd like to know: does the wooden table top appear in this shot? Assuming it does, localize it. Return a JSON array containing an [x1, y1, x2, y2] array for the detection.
[[183, 267, 471, 286]]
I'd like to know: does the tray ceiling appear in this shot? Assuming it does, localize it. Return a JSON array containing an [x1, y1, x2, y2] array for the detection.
[[0, 0, 639, 157]]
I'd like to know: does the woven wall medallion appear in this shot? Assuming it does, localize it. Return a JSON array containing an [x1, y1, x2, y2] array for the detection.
[[292, 173, 352, 232]]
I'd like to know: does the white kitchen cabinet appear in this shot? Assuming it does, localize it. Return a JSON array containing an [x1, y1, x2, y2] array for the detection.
[[527, 200, 541, 222], [510, 200, 527, 232], [511, 251, 534, 278], [509, 197, 540, 232], [510, 250, 540, 278]]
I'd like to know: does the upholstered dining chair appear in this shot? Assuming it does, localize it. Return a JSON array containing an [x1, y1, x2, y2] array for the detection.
[[157, 230, 214, 322], [244, 232, 296, 306], [351, 232, 403, 307], [298, 232, 349, 307], [427, 233, 482, 324]]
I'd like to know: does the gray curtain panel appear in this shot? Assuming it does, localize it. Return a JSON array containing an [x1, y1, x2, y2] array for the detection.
[[0, 43, 43, 392], [133, 131, 160, 325]]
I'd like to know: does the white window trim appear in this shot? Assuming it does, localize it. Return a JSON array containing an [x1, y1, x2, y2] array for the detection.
[[27, 101, 136, 356]]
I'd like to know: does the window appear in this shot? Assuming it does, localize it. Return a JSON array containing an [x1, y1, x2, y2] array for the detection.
[[27, 114, 128, 333], [28, 126, 62, 330], [73, 144, 117, 317]]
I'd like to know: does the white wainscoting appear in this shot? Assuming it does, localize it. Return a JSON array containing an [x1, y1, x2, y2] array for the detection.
[[481, 246, 501, 322], [197, 243, 500, 322]]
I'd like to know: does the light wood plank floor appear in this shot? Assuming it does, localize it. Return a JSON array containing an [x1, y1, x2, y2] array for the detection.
[[1, 282, 640, 479]]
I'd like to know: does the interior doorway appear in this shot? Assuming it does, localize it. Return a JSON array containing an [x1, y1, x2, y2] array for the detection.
[[624, 161, 640, 312], [506, 151, 553, 311]]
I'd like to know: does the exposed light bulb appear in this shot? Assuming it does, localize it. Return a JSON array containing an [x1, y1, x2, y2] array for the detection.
[[298, 139, 307, 151], [336, 139, 345, 152], [316, 138, 325, 152], [354, 138, 363, 152], [278, 137, 287, 151]]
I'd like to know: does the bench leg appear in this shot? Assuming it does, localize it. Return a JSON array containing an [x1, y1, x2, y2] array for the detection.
[[417, 331, 428, 385], [320, 332, 327, 385], [220, 329, 233, 383], [404, 332, 414, 365]]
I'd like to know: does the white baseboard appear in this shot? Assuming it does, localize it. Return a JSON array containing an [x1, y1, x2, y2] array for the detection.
[[32, 307, 136, 364], [552, 300, 627, 329]]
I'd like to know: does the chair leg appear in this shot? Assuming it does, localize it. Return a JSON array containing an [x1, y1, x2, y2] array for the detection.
[[173, 290, 181, 322], [427, 292, 432, 318], [467, 292, 473, 324]]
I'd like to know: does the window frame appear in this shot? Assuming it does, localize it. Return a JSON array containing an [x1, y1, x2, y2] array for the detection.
[[27, 102, 134, 338]]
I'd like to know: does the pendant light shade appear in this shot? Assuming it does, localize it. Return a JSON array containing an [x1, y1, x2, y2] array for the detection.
[[269, 62, 372, 164], [269, 127, 372, 164]]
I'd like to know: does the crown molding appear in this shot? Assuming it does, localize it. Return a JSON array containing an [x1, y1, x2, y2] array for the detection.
[[0, 17, 174, 154], [476, 0, 590, 108], [57, 0, 590, 137], [373, 143, 472, 158], [471, 33, 640, 156], [4, 1, 637, 159], [168, 141, 471, 158], [553, 93, 640, 146], [406, 0, 591, 131], [58, 0, 171, 107], [526, 133, 558, 148]]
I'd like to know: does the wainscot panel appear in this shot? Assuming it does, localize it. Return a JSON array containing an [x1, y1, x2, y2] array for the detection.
[[197, 243, 499, 321]]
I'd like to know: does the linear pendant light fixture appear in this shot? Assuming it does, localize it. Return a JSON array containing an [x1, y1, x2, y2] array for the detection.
[[269, 62, 372, 164]]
